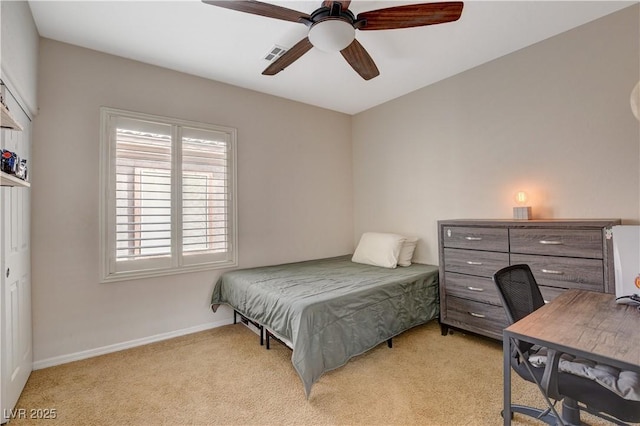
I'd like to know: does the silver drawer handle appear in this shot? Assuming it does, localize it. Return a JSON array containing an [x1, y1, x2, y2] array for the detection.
[[541, 269, 564, 275], [469, 312, 486, 318], [539, 240, 563, 245], [467, 286, 485, 292], [466, 261, 483, 265], [465, 236, 483, 241]]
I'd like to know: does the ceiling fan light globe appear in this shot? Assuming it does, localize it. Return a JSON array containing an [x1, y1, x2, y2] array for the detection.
[[308, 19, 355, 53]]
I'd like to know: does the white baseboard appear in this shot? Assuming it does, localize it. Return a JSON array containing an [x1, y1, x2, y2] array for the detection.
[[32, 318, 234, 370]]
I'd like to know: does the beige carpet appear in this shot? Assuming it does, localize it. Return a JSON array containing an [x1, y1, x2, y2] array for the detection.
[[9, 321, 630, 425]]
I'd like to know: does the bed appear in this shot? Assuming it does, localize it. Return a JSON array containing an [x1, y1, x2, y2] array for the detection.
[[210, 255, 439, 397]]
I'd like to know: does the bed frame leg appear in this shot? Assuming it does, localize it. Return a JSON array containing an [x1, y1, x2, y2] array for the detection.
[[259, 325, 264, 346], [387, 338, 392, 348], [233, 310, 237, 324], [266, 330, 271, 350]]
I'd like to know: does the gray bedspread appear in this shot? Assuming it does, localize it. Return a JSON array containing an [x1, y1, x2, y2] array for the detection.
[[210, 255, 439, 397]]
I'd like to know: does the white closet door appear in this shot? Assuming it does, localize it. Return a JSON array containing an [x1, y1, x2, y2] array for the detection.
[[0, 87, 32, 424]]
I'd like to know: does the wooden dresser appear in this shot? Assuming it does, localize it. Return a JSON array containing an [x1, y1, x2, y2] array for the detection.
[[437, 219, 621, 340]]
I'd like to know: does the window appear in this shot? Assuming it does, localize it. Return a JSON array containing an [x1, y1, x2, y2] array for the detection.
[[100, 108, 237, 282]]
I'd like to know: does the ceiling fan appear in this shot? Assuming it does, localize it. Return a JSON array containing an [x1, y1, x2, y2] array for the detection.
[[202, 0, 464, 80]]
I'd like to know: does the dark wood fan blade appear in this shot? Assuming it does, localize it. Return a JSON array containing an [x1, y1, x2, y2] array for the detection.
[[322, 1, 351, 9], [202, 0, 309, 23], [340, 39, 379, 80], [357, 2, 463, 31], [262, 37, 313, 75]]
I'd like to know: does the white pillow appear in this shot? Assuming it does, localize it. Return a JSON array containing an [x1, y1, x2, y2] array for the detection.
[[352, 232, 406, 268], [398, 237, 418, 267]]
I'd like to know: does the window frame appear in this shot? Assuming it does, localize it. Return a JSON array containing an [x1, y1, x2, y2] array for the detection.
[[99, 107, 238, 283]]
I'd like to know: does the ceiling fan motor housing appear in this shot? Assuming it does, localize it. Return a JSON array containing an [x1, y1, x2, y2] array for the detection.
[[307, 3, 355, 24]]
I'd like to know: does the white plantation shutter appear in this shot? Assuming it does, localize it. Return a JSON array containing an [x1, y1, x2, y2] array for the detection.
[[114, 120, 173, 271], [100, 108, 237, 282], [181, 127, 232, 265]]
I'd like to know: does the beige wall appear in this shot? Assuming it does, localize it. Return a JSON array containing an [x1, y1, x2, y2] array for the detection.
[[352, 5, 640, 265], [32, 39, 353, 364]]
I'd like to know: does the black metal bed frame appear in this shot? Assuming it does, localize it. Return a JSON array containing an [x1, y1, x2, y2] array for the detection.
[[233, 310, 264, 346], [234, 309, 393, 350]]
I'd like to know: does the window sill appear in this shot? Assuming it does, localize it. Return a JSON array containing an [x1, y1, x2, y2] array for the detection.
[[100, 259, 238, 283]]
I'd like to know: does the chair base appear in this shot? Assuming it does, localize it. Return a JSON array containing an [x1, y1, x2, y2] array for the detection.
[[561, 399, 581, 425], [503, 405, 562, 425], [504, 400, 633, 426]]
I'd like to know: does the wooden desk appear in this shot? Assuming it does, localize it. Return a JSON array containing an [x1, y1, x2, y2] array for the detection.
[[502, 289, 640, 425]]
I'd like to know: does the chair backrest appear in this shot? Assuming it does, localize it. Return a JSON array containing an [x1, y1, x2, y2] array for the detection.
[[493, 264, 546, 356], [493, 264, 546, 325]]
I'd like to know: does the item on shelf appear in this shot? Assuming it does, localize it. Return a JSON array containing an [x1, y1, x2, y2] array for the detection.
[[1, 149, 27, 180], [1, 149, 18, 174], [15, 159, 27, 181]]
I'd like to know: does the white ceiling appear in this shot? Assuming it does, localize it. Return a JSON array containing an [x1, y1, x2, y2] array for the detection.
[[28, 0, 635, 115]]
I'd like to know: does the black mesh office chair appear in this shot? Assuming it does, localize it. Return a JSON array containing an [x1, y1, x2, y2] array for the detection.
[[493, 264, 640, 425]]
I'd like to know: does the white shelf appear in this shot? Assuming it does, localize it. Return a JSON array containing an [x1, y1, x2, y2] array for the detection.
[[1, 102, 22, 131], [0, 171, 29, 188]]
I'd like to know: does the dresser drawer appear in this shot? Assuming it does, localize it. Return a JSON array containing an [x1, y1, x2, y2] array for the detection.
[[510, 228, 603, 258], [444, 248, 509, 278], [442, 226, 508, 252], [510, 254, 604, 291], [445, 297, 508, 338], [444, 273, 501, 305]]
